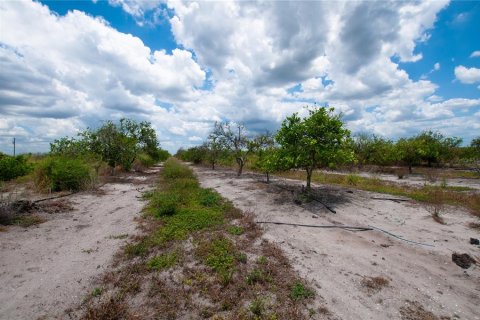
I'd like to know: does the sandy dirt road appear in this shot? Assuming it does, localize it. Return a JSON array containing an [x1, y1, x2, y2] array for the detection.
[[196, 167, 480, 320], [0, 168, 159, 320]]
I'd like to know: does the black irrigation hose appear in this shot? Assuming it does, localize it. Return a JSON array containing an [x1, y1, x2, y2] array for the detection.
[[256, 221, 435, 247], [367, 225, 434, 247], [371, 197, 409, 202], [256, 221, 372, 232]]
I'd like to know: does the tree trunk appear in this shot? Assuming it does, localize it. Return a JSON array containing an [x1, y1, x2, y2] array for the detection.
[[236, 158, 244, 176], [212, 161, 215, 170], [306, 167, 313, 189]]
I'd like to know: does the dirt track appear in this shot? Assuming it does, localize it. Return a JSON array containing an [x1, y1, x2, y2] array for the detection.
[[196, 167, 480, 320], [0, 168, 159, 320]]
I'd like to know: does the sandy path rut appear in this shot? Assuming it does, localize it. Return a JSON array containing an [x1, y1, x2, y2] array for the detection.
[[196, 167, 480, 320], [0, 169, 159, 320]]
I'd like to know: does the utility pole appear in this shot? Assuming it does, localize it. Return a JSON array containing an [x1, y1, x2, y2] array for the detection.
[[12, 137, 15, 157]]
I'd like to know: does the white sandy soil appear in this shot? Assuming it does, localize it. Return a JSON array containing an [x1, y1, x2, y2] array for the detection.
[[196, 167, 480, 320], [0, 168, 159, 320]]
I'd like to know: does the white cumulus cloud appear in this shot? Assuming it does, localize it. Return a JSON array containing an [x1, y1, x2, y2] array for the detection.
[[455, 65, 480, 84]]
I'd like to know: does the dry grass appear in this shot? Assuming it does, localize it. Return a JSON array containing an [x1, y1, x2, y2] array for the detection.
[[360, 276, 390, 295], [399, 300, 449, 320], [468, 221, 480, 229]]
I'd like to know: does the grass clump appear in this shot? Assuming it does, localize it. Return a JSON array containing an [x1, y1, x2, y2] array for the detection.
[[91, 287, 103, 297], [246, 268, 270, 285], [147, 252, 178, 271], [249, 296, 266, 316], [227, 225, 245, 235], [290, 281, 315, 301], [236, 252, 247, 263], [125, 241, 149, 257]]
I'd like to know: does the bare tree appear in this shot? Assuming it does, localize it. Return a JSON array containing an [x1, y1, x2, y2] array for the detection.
[[211, 122, 249, 176]]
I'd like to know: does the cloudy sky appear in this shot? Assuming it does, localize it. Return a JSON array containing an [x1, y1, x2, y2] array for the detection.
[[0, 0, 479, 154]]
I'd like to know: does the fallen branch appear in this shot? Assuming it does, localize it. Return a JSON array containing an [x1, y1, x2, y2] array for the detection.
[[33, 192, 75, 203]]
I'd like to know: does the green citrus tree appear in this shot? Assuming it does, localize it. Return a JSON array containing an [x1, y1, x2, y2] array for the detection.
[[276, 107, 353, 189]]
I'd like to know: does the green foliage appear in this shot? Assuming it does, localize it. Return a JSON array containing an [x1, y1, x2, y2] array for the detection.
[[395, 131, 462, 172], [144, 158, 225, 246], [198, 188, 222, 207], [249, 297, 265, 316], [396, 137, 423, 172], [206, 134, 226, 169], [276, 107, 353, 188], [153, 148, 170, 161], [147, 252, 178, 271], [91, 287, 103, 297], [289, 281, 315, 301], [227, 225, 245, 235], [125, 241, 149, 257], [249, 132, 286, 182], [0, 155, 32, 181], [52, 118, 162, 172], [204, 237, 235, 279], [415, 130, 462, 167], [236, 252, 247, 263], [352, 133, 398, 167], [176, 145, 208, 164], [35, 157, 92, 191], [137, 153, 156, 168], [50, 137, 92, 158], [471, 137, 480, 152]]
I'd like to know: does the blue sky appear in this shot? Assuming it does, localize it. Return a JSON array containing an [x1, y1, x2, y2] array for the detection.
[[1, 0, 479, 154]]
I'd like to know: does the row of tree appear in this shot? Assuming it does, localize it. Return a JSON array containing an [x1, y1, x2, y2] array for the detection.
[[177, 107, 480, 188]]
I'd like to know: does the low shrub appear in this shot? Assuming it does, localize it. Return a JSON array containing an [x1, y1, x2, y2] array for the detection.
[[0, 155, 32, 181], [34, 157, 93, 192]]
